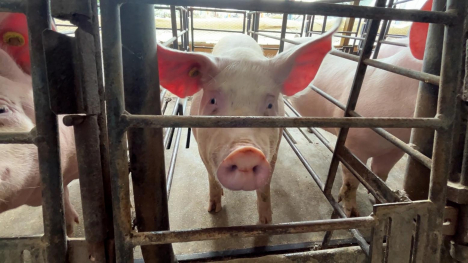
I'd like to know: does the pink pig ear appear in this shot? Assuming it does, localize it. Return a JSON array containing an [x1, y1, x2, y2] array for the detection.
[[409, 0, 433, 60], [157, 45, 218, 98], [272, 18, 342, 96]]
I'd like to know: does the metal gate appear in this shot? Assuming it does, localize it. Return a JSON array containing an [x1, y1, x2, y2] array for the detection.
[[0, 0, 466, 262]]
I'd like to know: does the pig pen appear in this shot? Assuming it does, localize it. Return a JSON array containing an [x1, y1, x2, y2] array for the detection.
[[0, 0, 467, 263]]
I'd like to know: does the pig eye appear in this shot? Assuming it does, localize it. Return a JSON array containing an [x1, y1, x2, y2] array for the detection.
[[0, 106, 8, 114], [210, 98, 216, 105], [267, 103, 273, 109]]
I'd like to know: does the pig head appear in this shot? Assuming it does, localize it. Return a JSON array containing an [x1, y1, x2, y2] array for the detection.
[[289, 0, 432, 217], [157, 19, 342, 224]]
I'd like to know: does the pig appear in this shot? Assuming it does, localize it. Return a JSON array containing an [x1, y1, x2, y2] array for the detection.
[[288, 0, 432, 216], [0, 48, 79, 235], [157, 20, 342, 224]]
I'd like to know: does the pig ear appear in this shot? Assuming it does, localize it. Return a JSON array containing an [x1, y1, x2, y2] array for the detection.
[[271, 18, 342, 96], [0, 13, 30, 73], [409, 0, 433, 60], [157, 44, 218, 98]]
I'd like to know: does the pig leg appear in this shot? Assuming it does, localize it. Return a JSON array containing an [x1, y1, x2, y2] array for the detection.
[[371, 149, 404, 182], [64, 186, 79, 236], [208, 174, 223, 213], [256, 183, 272, 224]]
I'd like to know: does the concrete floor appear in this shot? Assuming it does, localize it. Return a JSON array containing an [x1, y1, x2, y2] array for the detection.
[[0, 98, 407, 260]]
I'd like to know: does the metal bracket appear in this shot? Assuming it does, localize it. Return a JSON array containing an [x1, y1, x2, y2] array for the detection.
[[43, 28, 100, 115], [443, 206, 459, 236], [447, 181, 468, 204], [51, 0, 92, 21]]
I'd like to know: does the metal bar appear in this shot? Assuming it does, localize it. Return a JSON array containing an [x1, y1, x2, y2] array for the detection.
[[100, 0, 133, 261], [192, 27, 243, 33], [324, 0, 386, 196], [161, 30, 188, 47], [278, 13, 288, 53], [393, 0, 413, 5], [303, 85, 433, 168], [170, 6, 179, 49], [73, 116, 107, 263], [372, 0, 395, 59], [379, 40, 408, 47], [403, 0, 444, 201], [0, 131, 34, 144], [309, 15, 315, 36], [121, 3, 175, 262], [123, 0, 455, 24], [321, 16, 328, 33], [0, 0, 24, 12], [321, 211, 338, 249], [167, 100, 188, 197], [0, 236, 44, 249], [300, 14, 306, 37], [164, 98, 180, 148], [461, 120, 468, 186], [190, 9, 195, 51], [334, 34, 365, 40], [160, 89, 167, 105], [130, 217, 376, 246], [427, 0, 466, 259], [188, 7, 247, 14], [249, 31, 302, 44], [246, 12, 252, 37], [26, 0, 67, 261], [179, 9, 185, 48], [253, 12, 260, 42], [330, 50, 440, 86], [122, 115, 443, 129], [242, 12, 246, 34]]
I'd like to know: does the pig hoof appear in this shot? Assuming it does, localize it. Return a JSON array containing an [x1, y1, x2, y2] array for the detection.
[[307, 128, 313, 133], [66, 222, 75, 237], [258, 213, 272, 224], [207, 199, 222, 213], [345, 207, 360, 217]]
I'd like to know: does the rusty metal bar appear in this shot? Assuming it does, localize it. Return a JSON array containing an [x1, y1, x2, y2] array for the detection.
[[278, 13, 288, 53], [122, 115, 443, 129], [121, 3, 175, 262], [0, 131, 35, 144], [403, 0, 444, 201], [26, 0, 67, 261], [330, 50, 440, 85], [372, 0, 395, 59], [324, 0, 386, 196], [302, 85, 432, 168], [100, 0, 133, 261], [170, 5, 179, 49], [73, 116, 108, 263], [167, 100, 187, 197], [0, 0, 24, 12], [130, 216, 375, 246], [321, 211, 338, 249], [122, 0, 456, 24], [427, 0, 466, 259]]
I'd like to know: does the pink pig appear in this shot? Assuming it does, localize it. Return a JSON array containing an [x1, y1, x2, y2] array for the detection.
[[0, 48, 80, 235], [289, 1, 432, 216], [157, 20, 341, 224]]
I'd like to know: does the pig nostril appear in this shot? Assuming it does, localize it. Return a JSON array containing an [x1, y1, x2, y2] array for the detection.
[[230, 165, 237, 172], [253, 165, 258, 173]]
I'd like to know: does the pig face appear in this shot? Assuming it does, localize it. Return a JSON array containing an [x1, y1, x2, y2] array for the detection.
[[157, 19, 341, 191]]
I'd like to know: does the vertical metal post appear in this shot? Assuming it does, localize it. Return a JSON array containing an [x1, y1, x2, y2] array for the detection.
[[90, 0, 115, 260], [372, 0, 395, 59], [428, 0, 466, 259], [321, 16, 328, 34], [403, 0, 445, 201], [190, 9, 195, 51], [309, 15, 315, 36], [170, 6, 179, 49], [279, 13, 288, 53], [323, 0, 386, 196], [26, 0, 67, 262], [73, 116, 108, 263], [304, 15, 311, 37], [340, 0, 360, 48], [179, 8, 184, 49], [300, 14, 306, 37], [242, 12, 247, 34], [253, 12, 260, 42], [100, 0, 133, 261], [246, 12, 252, 36], [121, 3, 176, 263]]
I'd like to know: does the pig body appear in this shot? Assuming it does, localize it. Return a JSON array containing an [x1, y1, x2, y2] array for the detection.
[[0, 48, 79, 235], [289, 0, 432, 216], [158, 20, 342, 224]]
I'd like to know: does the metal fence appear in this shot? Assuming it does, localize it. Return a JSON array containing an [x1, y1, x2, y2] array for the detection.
[[0, 0, 466, 262]]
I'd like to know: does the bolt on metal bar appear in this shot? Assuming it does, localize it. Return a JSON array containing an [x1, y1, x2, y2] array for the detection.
[[167, 99, 188, 198], [122, 114, 443, 129], [100, 0, 134, 261], [324, 0, 386, 196], [130, 216, 375, 246], [427, 0, 466, 259], [283, 132, 370, 255], [122, 0, 457, 24], [330, 50, 441, 85], [0, 131, 35, 144], [301, 85, 433, 168], [26, 0, 67, 261], [0, 0, 24, 12], [372, 0, 395, 59], [403, 0, 444, 201]]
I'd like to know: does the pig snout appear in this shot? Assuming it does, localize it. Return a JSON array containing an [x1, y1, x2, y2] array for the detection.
[[216, 146, 271, 191]]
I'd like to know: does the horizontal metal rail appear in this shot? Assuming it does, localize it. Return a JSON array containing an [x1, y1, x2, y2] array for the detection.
[[0, 131, 35, 144], [130, 216, 375, 246], [249, 31, 302, 45], [162, 29, 188, 47], [122, 115, 444, 129], [123, 0, 457, 24], [0, 0, 24, 12], [188, 7, 247, 14], [380, 40, 408, 47], [330, 50, 440, 85], [0, 236, 44, 249], [193, 27, 243, 33], [303, 85, 432, 169]]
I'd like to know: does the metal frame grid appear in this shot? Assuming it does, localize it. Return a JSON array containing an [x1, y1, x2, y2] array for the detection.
[[0, 0, 466, 262]]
